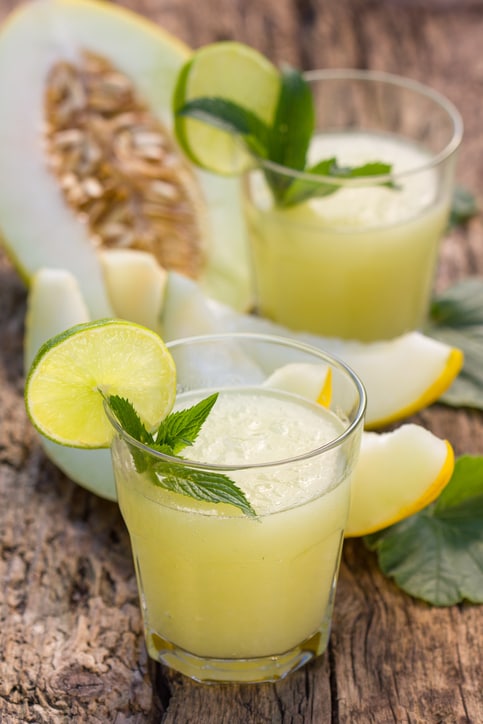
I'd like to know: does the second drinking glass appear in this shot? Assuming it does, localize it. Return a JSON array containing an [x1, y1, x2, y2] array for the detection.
[[243, 69, 463, 342]]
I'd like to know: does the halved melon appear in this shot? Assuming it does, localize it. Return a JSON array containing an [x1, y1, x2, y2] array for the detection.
[[0, 0, 252, 315]]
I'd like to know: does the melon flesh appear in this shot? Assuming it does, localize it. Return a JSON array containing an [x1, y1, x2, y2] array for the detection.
[[98, 249, 168, 333], [0, 0, 252, 316], [24, 268, 116, 500]]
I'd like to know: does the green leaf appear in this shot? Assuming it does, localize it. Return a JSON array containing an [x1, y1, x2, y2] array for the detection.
[[280, 158, 395, 207], [435, 455, 483, 518], [176, 97, 269, 158], [107, 392, 256, 517], [449, 185, 479, 228], [426, 278, 483, 409], [106, 395, 156, 474], [264, 66, 314, 203], [278, 157, 339, 206], [107, 395, 154, 446], [365, 456, 483, 606], [267, 66, 314, 170], [154, 392, 218, 454], [150, 462, 256, 518]]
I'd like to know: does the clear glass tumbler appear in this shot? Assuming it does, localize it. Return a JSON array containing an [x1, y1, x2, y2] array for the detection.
[[243, 69, 463, 342], [108, 332, 366, 683]]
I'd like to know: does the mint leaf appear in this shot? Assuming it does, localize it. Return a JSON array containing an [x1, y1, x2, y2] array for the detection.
[[365, 456, 483, 606], [280, 158, 395, 207], [426, 278, 483, 409], [107, 395, 154, 446], [264, 66, 314, 203], [154, 392, 218, 454], [176, 97, 269, 159], [106, 393, 256, 516], [149, 462, 256, 517]]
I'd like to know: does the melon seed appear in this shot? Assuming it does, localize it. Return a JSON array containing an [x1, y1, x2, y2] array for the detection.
[[43, 50, 206, 278]]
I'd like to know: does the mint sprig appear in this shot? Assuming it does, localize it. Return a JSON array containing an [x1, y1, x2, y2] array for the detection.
[[107, 393, 256, 517], [364, 456, 483, 606], [176, 65, 394, 207]]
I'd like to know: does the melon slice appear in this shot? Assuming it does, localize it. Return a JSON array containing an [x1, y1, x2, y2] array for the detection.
[[24, 268, 116, 500], [0, 0, 252, 316], [98, 248, 168, 333]]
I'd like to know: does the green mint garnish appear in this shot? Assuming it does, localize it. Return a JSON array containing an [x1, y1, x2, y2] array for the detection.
[[107, 393, 256, 517], [364, 456, 483, 606], [176, 65, 395, 207], [153, 392, 219, 454], [175, 96, 270, 160]]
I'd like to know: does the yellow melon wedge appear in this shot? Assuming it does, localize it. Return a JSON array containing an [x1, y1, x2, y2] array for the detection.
[[263, 363, 332, 407], [327, 333, 464, 429], [99, 249, 168, 333], [345, 425, 455, 537]]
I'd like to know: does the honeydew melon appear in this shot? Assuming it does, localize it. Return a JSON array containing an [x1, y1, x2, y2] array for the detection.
[[24, 268, 116, 500], [345, 425, 454, 537], [98, 248, 168, 333], [0, 0, 252, 316]]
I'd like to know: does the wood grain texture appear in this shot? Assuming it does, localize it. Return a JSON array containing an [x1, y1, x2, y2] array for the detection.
[[0, 1, 482, 722]]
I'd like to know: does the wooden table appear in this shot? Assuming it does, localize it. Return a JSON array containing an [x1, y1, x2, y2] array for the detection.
[[1, 0, 482, 721]]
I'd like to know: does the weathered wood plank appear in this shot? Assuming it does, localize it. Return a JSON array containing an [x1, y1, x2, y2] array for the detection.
[[1, 1, 482, 722]]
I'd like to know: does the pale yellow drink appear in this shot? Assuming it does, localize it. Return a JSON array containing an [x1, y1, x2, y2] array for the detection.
[[113, 387, 352, 681], [245, 131, 452, 341]]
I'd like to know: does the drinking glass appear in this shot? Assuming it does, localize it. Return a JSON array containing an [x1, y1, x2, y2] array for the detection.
[[243, 69, 463, 342], [108, 332, 366, 683]]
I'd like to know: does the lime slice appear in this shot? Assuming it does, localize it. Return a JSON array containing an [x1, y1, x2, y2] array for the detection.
[[173, 41, 280, 175], [25, 319, 176, 448]]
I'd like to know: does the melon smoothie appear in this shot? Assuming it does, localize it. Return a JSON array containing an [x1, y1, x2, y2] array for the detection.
[[109, 333, 366, 683], [243, 70, 463, 342]]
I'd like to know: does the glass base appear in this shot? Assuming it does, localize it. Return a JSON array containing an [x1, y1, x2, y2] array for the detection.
[[146, 626, 331, 684]]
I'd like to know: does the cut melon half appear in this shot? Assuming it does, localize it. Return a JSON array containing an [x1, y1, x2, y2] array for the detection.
[[0, 0, 252, 316]]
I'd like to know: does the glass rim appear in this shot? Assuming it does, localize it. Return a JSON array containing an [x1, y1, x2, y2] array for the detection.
[[105, 331, 367, 472], [251, 67, 463, 187]]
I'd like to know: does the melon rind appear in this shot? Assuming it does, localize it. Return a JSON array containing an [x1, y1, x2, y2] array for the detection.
[[24, 268, 116, 500], [0, 0, 252, 315]]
